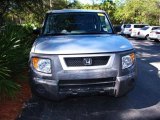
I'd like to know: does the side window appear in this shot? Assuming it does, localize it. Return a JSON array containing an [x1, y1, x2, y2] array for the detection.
[[44, 15, 55, 34], [152, 27, 160, 30], [98, 13, 112, 33], [140, 25, 146, 28], [134, 25, 139, 28], [44, 16, 50, 34], [134, 25, 147, 28]]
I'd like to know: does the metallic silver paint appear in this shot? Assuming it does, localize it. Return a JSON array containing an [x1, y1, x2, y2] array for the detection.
[[32, 35, 133, 54], [29, 9, 137, 100]]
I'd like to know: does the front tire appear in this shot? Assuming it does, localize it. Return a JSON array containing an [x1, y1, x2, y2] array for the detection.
[[145, 35, 150, 40]]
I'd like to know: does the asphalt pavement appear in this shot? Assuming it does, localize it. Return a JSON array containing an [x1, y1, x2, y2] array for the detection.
[[17, 38, 160, 120]]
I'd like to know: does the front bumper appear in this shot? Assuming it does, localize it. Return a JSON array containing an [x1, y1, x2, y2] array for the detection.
[[149, 35, 160, 40], [123, 31, 131, 35], [30, 72, 136, 100], [136, 35, 145, 39], [29, 51, 137, 100], [131, 32, 138, 37]]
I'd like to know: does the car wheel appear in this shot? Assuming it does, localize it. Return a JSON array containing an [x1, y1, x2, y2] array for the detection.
[[146, 35, 150, 40]]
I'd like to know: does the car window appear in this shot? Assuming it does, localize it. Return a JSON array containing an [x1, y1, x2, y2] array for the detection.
[[155, 28, 160, 31], [43, 12, 113, 35], [99, 13, 112, 33], [152, 27, 160, 30], [134, 25, 147, 28], [141, 26, 149, 30], [123, 24, 127, 28], [125, 24, 131, 28]]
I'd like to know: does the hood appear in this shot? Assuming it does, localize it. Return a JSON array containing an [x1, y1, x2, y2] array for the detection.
[[31, 34, 133, 54]]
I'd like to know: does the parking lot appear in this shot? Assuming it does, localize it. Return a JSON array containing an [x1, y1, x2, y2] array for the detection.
[[17, 38, 160, 120]]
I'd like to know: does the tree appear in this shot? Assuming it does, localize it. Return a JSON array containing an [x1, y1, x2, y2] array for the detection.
[[0, 0, 10, 25], [114, 0, 160, 25], [67, 0, 83, 9], [0, 0, 69, 25], [83, 0, 116, 23]]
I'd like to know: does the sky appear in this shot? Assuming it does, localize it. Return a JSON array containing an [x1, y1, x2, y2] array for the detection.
[[77, 0, 117, 4], [78, 0, 96, 4]]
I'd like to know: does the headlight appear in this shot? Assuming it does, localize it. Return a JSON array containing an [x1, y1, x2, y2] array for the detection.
[[122, 53, 135, 69], [32, 57, 51, 73]]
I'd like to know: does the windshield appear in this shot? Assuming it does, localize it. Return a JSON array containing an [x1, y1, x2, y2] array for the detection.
[[141, 26, 149, 30], [125, 24, 131, 28], [43, 12, 113, 35]]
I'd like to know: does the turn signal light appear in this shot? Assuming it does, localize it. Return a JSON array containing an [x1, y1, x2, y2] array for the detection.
[[32, 57, 39, 69], [130, 53, 135, 62]]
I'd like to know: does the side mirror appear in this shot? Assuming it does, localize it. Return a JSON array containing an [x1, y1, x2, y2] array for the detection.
[[33, 28, 41, 35], [113, 26, 121, 35]]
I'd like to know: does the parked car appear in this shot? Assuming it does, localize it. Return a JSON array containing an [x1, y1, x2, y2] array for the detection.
[[120, 24, 127, 35], [136, 26, 160, 40], [30, 9, 137, 100], [123, 24, 148, 37], [149, 28, 160, 42]]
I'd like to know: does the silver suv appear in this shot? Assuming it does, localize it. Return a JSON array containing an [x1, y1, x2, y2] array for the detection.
[[29, 9, 137, 100]]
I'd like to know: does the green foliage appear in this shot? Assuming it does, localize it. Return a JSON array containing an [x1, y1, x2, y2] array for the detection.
[[0, 24, 33, 72], [0, 80, 20, 99], [1, 0, 160, 26], [67, 0, 83, 9], [114, 0, 160, 25], [0, 24, 34, 99], [82, 1, 116, 23], [1, 0, 68, 25]]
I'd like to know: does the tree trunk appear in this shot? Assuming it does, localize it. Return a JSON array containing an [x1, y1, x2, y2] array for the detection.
[[50, 0, 52, 9]]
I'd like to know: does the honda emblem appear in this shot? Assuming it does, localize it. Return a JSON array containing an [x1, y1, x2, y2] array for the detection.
[[83, 58, 92, 66]]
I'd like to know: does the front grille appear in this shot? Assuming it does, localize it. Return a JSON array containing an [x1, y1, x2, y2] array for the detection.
[[64, 56, 110, 67]]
